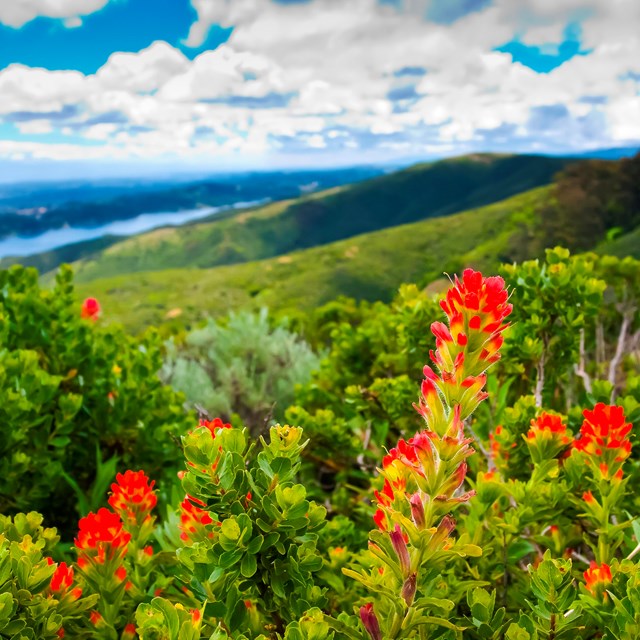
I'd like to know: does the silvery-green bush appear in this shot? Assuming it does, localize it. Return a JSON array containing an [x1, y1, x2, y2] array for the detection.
[[161, 309, 320, 432]]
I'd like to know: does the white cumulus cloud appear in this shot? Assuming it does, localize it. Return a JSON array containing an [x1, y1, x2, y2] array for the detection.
[[0, 0, 638, 165], [0, 0, 111, 28]]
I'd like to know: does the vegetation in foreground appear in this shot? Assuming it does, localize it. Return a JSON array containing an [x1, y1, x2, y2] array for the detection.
[[0, 242, 639, 638]]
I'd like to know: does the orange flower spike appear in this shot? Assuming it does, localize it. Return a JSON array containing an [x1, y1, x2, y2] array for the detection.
[[584, 561, 612, 595], [573, 403, 632, 479], [109, 470, 158, 529], [75, 508, 131, 572], [525, 412, 572, 463], [526, 413, 570, 444], [440, 269, 512, 336], [49, 562, 83, 601]]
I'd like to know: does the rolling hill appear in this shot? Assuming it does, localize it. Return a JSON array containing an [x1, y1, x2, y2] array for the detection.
[[75, 186, 550, 333], [15, 153, 573, 280]]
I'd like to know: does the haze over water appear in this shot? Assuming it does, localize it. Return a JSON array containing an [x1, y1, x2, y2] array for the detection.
[[0, 201, 263, 259]]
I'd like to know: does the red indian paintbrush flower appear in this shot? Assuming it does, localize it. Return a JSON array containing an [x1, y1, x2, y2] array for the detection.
[[440, 269, 512, 337], [525, 412, 571, 462], [81, 297, 101, 321], [417, 269, 512, 426], [526, 413, 570, 444], [199, 417, 232, 438], [179, 496, 215, 543], [49, 562, 82, 600], [75, 508, 131, 566], [573, 403, 632, 479], [109, 470, 157, 527], [123, 623, 137, 639], [584, 561, 612, 594]]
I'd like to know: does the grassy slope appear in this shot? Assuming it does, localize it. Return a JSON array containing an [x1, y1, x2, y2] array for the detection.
[[67, 153, 571, 283], [596, 227, 640, 259], [76, 187, 548, 333]]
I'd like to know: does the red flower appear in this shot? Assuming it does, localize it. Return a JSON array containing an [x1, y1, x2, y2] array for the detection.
[[50, 562, 74, 592], [573, 404, 632, 479], [199, 417, 232, 438], [179, 496, 214, 543], [526, 413, 570, 444], [373, 508, 388, 531], [90, 611, 103, 626], [440, 269, 512, 335], [49, 562, 82, 600], [75, 508, 131, 566], [123, 623, 137, 639], [584, 561, 612, 594], [81, 297, 101, 321], [109, 470, 157, 527]]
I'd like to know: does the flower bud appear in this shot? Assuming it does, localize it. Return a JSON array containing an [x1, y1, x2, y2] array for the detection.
[[360, 604, 382, 640], [401, 572, 417, 606], [409, 493, 425, 528], [390, 525, 411, 576]]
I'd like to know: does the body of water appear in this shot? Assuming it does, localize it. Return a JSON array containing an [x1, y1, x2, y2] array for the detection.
[[0, 200, 265, 259]]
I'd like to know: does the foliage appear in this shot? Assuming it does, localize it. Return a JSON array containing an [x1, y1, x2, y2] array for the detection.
[[0, 265, 191, 535], [536, 153, 640, 254], [500, 247, 607, 408], [160, 310, 320, 433], [0, 512, 97, 639], [2, 247, 640, 639]]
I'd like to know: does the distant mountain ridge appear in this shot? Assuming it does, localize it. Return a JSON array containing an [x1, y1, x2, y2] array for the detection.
[[19, 152, 576, 280], [75, 186, 552, 332], [0, 167, 381, 240]]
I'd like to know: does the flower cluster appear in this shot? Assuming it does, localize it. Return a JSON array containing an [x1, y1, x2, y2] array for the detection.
[[75, 508, 131, 571], [109, 470, 158, 538], [73, 470, 158, 637], [358, 270, 511, 640], [525, 412, 571, 463], [200, 417, 232, 436], [573, 403, 632, 481], [417, 270, 512, 429], [422, 269, 512, 421], [584, 561, 612, 597]]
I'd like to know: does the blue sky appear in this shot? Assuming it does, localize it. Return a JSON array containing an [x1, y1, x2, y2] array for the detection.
[[0, 0, 638, 179]]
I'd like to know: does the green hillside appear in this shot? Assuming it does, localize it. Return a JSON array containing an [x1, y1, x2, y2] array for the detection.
[[597, 227, 640, 258], [58, 153, 571, 282], [76, 186, 549, 333]]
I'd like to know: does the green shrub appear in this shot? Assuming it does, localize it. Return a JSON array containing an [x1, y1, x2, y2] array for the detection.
[[160, 309, 320, 433], [0, 265, 191, 536]]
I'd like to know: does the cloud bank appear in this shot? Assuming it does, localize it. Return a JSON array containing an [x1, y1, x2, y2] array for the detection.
[[0, 0, 638, 168]]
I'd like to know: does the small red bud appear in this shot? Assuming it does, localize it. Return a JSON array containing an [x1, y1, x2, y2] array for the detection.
[[360, 603, 382, 640]]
